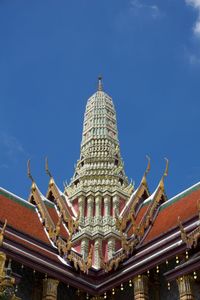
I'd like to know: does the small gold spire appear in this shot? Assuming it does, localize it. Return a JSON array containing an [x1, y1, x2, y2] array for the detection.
[[141, 155, 150, 185], [45, 157, 52, 178], [97, 75, 103, 91], [27, 159, 34, 182], [159, 158, 169, 189], [145, 155, 151, 175], [163, 158, 169, 177]]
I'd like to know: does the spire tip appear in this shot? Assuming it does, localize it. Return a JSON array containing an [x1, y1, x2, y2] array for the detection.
[[98, 75, 103, 91]]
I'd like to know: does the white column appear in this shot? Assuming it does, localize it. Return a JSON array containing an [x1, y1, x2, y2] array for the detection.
[[113, 195, 120, 216], [104, 195, 111, 217], [95, 195, 102, 218], [94, 238, 102, 269], [87, 196, 94, 218], [108, 238, 115, 260], [78, 195, 85, 219], [81, 238, 89, 261]]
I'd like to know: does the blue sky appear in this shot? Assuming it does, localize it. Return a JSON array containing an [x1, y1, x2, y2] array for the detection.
[[0, 0, 200, 200]]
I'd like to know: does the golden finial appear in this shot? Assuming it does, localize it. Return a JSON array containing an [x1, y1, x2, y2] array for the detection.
[[97, 75, 103, 91], [145, 155, 151, 175], [159, 158, 169, 190], [141, 155, 150, 185], [163, 158, 169, 177], [45, 157, 52, 178], [27, 159, 34, 182]]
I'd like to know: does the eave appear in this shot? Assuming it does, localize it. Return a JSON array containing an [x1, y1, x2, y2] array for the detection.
[[164, 254, 200, 282], [1, 214, 198, 295]]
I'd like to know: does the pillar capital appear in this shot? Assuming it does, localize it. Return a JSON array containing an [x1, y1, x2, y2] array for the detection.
[[95, 195, 102, 203], [42, 278, 59, 300], [177, 275, 194, 300], [104, 195, 111, 202], [133, 274, 149, 300], [78, 195, 85, 203], [113, 194, 119, 203], [87, 195, 94, 203]]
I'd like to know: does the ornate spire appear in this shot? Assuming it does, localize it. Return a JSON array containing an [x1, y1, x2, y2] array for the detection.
[[66, 78, 131, 198], [97, 75, 103, 91]]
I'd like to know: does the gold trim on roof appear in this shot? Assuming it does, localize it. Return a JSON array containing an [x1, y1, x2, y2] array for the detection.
[[0, 220, 7, 247], [178, 200, 200, 249]]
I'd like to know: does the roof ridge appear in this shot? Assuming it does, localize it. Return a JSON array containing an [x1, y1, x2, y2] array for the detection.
[[0, 187, 35, 210], [160, 181, 200, 211]]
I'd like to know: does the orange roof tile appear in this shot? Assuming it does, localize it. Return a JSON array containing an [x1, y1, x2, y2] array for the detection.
[[144, 182, 200, 243], [0, 188, 50, 244]]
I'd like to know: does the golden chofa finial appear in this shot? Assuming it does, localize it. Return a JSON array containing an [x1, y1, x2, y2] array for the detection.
[[45, 157, 52, 178], [163, 157, 169, 178], [141, 155, 150, 185], [27, 159, 37, 192], [145, 155, 151, 175], [159, 158, 169, 190], [27, 159, 34, 182], [97, 75, 103, 91]]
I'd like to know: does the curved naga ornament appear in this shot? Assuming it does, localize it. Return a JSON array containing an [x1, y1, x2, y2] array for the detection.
[[178, 201, 200, 249]]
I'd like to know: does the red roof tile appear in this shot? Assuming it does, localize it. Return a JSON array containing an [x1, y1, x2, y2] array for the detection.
[[0, 189, 50, 244], [144, 183, 200, 243]]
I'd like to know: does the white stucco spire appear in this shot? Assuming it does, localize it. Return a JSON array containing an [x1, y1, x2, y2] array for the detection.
[[64, 78, 134, 270], [66, 77, 133, 198]]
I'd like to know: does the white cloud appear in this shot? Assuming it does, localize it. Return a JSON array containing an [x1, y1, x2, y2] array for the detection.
[[186, 0, 200, 8], [194, 20, 200, 35], [130, 0, 161, 19], [189, 53, 200, 63], [186, 0, 200, 37], [0, 132, 27, 163]]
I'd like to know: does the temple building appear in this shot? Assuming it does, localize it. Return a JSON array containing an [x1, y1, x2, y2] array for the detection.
[[0, 77, 200, 299]]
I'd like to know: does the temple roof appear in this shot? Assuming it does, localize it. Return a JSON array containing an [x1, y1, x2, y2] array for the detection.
[[0, 180, 200, 293], [1, 181, 200, 248], [0, 187, 50, 244], [143, 182, 200, 243]]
